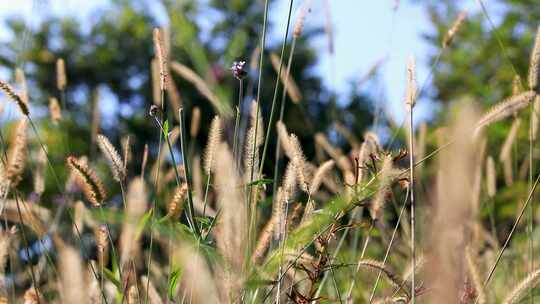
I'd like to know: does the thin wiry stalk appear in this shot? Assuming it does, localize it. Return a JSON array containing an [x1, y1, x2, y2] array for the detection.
[[272, 37, 297, 201], [145, 89, 165, 304], [14, 193, 41, 304], [408, 106, 416, 303], [232, 79, 244, 167], [479, 171, 540, 297], [529, 101, 535, 303], [179, 108, 201, 237], [246, 0, 270, 256], [369, 187, 409, 302]]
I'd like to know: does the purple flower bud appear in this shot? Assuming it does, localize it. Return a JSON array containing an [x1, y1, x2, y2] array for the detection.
[[231, 61, 247, 80]]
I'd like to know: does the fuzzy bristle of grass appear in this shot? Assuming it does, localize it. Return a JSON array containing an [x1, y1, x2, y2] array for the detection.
[[293, 0, 313, 38], [213, 143, 247, 298], [269, 52, 302, 103], [151, 58, 161, 106], [153, 28, 167, 91], [120, 176, 147, 267], [203, 115, 222, 175], [167, 183, 187, 220], [369, 155, 394, 221], [23, 287, 43, 304], [15, 68, 28, 106], [273, 187, 287, 240], [190, 106, 201, 138], [97, 134, 126, 182], [56, 58, 67, 91], [334, 122, 359, 148], [6, 119, 28, 188], [66, 156, 107, 207], [442, 11, 467, 48], [90, 89, 101, 145], [0, 80, 29, 116], [141, 276, 162, 304], [244, 101, 264, 180], [358, 259, 408, 294], [289, 134, 308, 193], [170, 61, 222, 111], [499, 118, 521, 162], [277, 121, 294, 159], [406, 56, 416, 110], [141, 143, 149, 177], [309, 160, 335, 195], [33, 148, 47, 195], [95, 224, 109, 269], [512, 75, 522, 96], [48, 97, 62, 124], [59, 244, 87, 303], [503, 268, 540, 304], [474, 91, 536, 136], [122, 135, 131, 173], [465, 246, 486, 304], [529, 26, 540, 91], [252, 214, 276, 264], [0, 227, 15, 277]]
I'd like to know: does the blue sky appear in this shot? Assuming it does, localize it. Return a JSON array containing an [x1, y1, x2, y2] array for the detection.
[[0, 0, 477, 124]]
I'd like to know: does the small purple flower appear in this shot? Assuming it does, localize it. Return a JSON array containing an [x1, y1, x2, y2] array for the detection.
[[231, 61, 247, 80]]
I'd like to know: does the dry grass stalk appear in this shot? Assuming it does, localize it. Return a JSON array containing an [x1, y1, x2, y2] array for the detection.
[[314, 133, 351, 172], [97, 134, 126, 182], [141, 143, 149, 177], [153, 28, 167, 91], [126, 285, 138, 304], [309, 160, 335, 195], [486, 156, 497, 197], [119, 176, 147, 267], [48, 97, 62, 124], [0, 227, 15, 302], [204, 116, 222, 174], [59, 244, 88, 304], [170, 61, 221, 110], [66, 156, 107, 207], [503, 268, 540, 304], [213, 143, 247, 299], [56, 58, 67, 90], [190, 106, 201, 138], [5, 119, 28, 188], [428, 103, 478, 303], [442, 11, 467, 48], [474, 91, 536, 136], [140, 276, 162, 304], [529, 26, 540, 91], [0, 80, 29, 116], [465, 246, 486, 304], [269, 52, 302, 103], [322, 0, 334, 54], [499, 118, 521, 161]]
